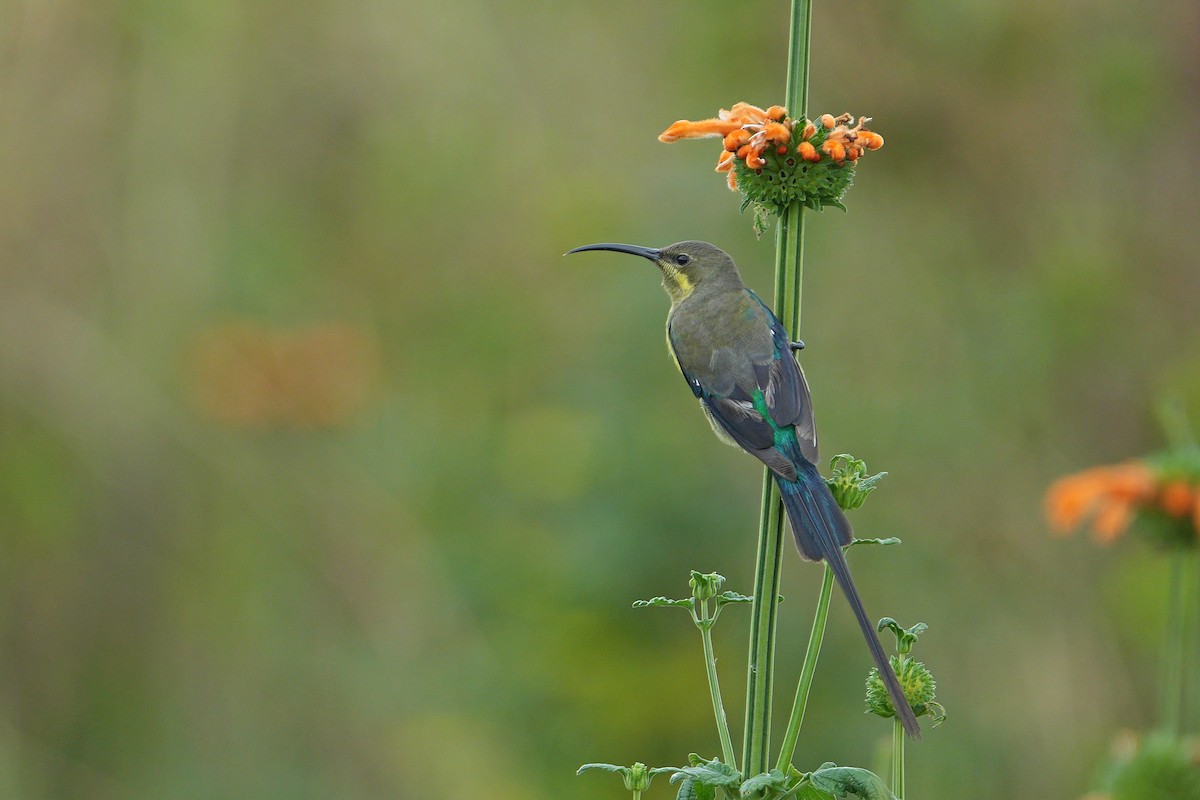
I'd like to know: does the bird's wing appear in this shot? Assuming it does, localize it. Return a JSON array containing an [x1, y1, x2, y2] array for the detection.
[[668, 289, 818, 476], [745, 290, 817, 463]]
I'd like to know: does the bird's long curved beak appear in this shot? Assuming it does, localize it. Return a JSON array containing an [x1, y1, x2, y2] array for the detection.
[[565, 243, 662, 262]]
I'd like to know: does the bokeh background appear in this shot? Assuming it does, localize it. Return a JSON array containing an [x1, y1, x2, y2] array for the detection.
[[2, 0, 1199, 797]]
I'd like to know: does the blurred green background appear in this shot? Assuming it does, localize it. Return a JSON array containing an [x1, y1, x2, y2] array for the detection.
[[2, 0, 1199, 797]]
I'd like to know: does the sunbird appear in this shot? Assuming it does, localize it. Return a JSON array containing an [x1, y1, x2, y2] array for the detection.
[[567, 239, 921, 738]]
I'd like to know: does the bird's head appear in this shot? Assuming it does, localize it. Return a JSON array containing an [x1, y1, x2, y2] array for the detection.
[[566, 240, 742, 302]]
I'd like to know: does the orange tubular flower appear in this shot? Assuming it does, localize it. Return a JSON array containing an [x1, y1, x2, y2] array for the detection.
[[822, 139, 847, 163], [762, 122, 791, 144], [723, 128, 752, 152]]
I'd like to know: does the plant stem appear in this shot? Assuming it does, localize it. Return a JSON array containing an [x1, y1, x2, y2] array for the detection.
[[891, 715, 906, 799], [743, 480, 787, 775], [1156, 398, 1198, 450], [742, 0, 812, 779], [1164, 547, 1200, 736], [1162, 552, 1185, 737], [775, 564, 834, 772], [1186, 548, 1200, 735], [699, 601, 739, 769], [890, 647, 907, 798]]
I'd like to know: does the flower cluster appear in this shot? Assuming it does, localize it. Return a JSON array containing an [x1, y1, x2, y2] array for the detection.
[[1045, 454, 1200, 547], [658, 102, 883, 216]]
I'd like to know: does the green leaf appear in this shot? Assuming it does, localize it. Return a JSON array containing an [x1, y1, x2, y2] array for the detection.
[[632, 596, 694, 609], [670, 760, 742, 788], [740, 769, 788, 797], [715, 590, 753, 607], [846, 537, 901, 549], [676, 778, 716, 800], [808, 765, 895, 800], [577, 763, 629, 777], [578, 762, 635, 788], [794, 787, 836, 800]]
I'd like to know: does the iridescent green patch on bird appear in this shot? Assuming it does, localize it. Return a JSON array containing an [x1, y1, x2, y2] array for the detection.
[[751, 389, 793, 445]]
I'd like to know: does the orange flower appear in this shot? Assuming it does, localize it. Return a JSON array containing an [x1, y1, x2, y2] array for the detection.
[[1045, 458, 1200, 545], [723, 128, 752, 152], [822, 139, 847, 163], [1044, 462, 1156, 543], [762, 122, 791, 144], [658, 102, 772, 143], [821, 114, 881, 164], [858, 130, 885, 150], [659, 101, 885, 211], [1161, 480, 1194, 516], [1194, 485, 1200, 533]]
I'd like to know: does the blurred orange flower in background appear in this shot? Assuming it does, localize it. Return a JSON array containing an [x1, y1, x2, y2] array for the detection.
[[1045, 458, 1200, 545], [187, 320, 380, 429]]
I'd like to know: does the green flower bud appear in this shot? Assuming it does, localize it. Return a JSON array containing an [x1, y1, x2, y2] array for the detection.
[[689, 571, 725, 601], [624, 762, 651, 792], [866, 656, 941, 722], [877, 618, 928, 655], [826, 454, 887, 511]]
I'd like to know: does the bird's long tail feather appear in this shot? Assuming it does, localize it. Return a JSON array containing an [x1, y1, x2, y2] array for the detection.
[[777, 461, 922, 738]]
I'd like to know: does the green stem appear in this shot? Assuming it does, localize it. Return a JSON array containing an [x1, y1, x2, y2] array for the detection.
[[1188, 549, 1200, 735], [699, 601, 739, 769], [743, 0, 812, 779], [892, 715, 905, 799], [1169, 547, 1200, 736], [743, 479, 787, 774], [1155, 398, 1198, 450], [1162, 553, 1185, 737], [775, 564, 834, 772], [890, 649, 907, 798]]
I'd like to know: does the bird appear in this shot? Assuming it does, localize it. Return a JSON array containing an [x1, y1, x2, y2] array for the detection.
[[566, 239, 920, 738]]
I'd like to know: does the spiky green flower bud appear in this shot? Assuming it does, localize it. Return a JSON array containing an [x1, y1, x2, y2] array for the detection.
[[826, 454, 887, 511], [866, 656, 942, 724]]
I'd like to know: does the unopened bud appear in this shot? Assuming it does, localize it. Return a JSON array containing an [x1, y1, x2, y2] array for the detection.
[[866, 657, 940, 721], [689, 571, 725, 601], [826, 454, 887, 511], [624, 763, 651, 792]]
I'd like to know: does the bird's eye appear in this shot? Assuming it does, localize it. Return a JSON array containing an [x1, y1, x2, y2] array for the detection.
[[674, 254, 691, 266]]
